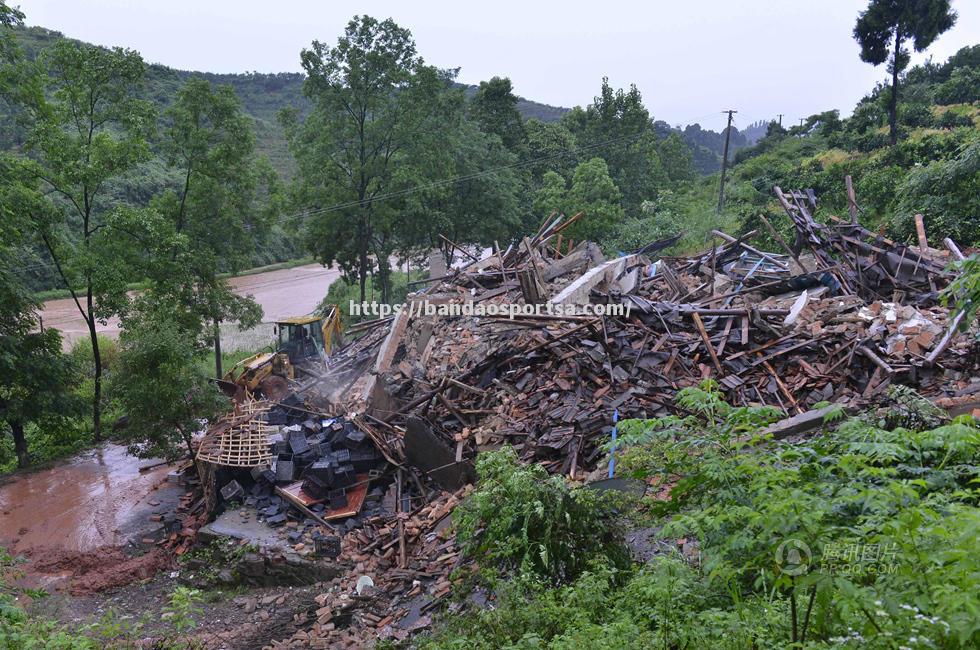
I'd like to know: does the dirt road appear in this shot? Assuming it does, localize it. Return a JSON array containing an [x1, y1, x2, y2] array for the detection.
[[39, 263, 340, 349]]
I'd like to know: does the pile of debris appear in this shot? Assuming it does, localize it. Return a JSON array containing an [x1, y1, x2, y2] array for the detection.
[[275, 487, 469, 649], [344, 185, 978, 483], [183, 184, 978, 648], [195, 395, 390, 548]]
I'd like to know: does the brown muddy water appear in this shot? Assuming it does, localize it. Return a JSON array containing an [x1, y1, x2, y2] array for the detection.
[[39, 263, 341, 349], [0, 444, 174, 555]]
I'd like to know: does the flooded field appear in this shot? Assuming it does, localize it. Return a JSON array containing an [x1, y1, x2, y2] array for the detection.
[[39, 263, 340, 349]]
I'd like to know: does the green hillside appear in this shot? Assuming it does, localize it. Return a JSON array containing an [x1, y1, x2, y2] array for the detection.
[[721, 43, 980, 247], [9, 26, 571, 178]]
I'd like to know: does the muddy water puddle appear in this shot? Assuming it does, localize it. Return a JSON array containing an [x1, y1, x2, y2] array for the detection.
[[0, 444, 174, 555]]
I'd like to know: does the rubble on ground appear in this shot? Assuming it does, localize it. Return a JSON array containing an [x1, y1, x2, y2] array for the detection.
[[357, 188, 977, 485], [178, 186, 977, 648]]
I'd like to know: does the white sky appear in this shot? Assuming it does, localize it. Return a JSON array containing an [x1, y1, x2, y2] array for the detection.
[[19, 0, 980, 130]]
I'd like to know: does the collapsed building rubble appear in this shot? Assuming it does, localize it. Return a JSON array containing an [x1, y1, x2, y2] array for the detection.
[[356, 188, 977, 484], [179, 185, 977, 648]]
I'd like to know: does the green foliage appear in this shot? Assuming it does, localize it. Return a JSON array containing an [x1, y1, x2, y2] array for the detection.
[[162, 586, 203, 636], [894, 140, 980, 244], [533, 158, 626, 246], [933, 66, 980, 103], [531, 171, 566, 218], [469, 76, 527, 155], [564, 158, 625, 243], [0, 265, 81, 468], [943, 253, 980, 327], [426, 385, 980, 648], [561, 79, 669, 213], [619, 383, 980, 648], [399, 116, 523, 265], [453, 447, 630, 585], [524, 119, 577, 185], [657, 132, 697, 183], [110, 295, 229, 459]]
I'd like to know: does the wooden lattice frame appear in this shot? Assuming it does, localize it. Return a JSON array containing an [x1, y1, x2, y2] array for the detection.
[[196, 400, 277, 467]]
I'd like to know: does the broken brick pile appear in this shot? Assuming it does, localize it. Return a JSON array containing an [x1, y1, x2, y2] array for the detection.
[[269, 487, 470, 649]]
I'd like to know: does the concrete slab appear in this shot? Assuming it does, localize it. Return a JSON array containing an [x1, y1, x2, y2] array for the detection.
[[199, 509, 290, 552], [549, 254, 641, 306]]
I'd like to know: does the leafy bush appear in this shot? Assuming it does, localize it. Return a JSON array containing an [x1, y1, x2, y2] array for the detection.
[[454, 447, 630, 585], [423, 385, 980, 649], [319, 270, 411, 325], [894, 140, 980, 244]]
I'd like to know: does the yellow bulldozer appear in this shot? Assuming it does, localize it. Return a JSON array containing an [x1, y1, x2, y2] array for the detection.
[[218, 306, 343, 398]]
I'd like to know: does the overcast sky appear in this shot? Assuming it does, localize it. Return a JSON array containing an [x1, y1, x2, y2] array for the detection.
[[20, 0, 980, 131]]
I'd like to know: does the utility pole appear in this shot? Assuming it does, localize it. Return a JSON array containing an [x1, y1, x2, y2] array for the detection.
[[777, 113, 783, 126], [716, 109, 737, 214]]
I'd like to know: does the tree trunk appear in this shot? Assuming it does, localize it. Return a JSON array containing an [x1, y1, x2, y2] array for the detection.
[[11, 420, 29, 469], [213, 318, 223, 378], [889, 30, 902, 146], [358, 246, 368, 304], [87, 292, 102, 442], [380, 260, 390, 304], [179, 426, 195, 460]]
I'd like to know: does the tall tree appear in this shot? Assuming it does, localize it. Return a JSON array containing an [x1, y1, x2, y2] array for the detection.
[[399, 117, 522, 265], [0, 267, 78, 468], [854, 0, 956, 145], [562, 79, 667, 213], [532, 171, 567, 218], [152, 77, 266, 377], [111, 295, 227, 460], [657, 132, 697, 183], [283, 15, 453, 303], [525, 119, 577, 186], [564, 157, 625, 242], [21, 41, 154, 440], [469, 76, 527, 156], [1, 157, 80, 469]]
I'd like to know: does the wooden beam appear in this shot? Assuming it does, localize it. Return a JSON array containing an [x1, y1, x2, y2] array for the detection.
[[914, 214, 929, 251], [845, 175, 858, 224], [691, 312, 723, 375]]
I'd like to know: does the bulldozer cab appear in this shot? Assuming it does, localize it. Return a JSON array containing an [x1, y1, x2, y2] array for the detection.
[[277, 316, 324, 362], [275, 306, 343, 365]]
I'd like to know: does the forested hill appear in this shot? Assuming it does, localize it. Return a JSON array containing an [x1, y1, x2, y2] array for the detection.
[[10, 26, 569, 176], [9, 26, 748, 177]]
